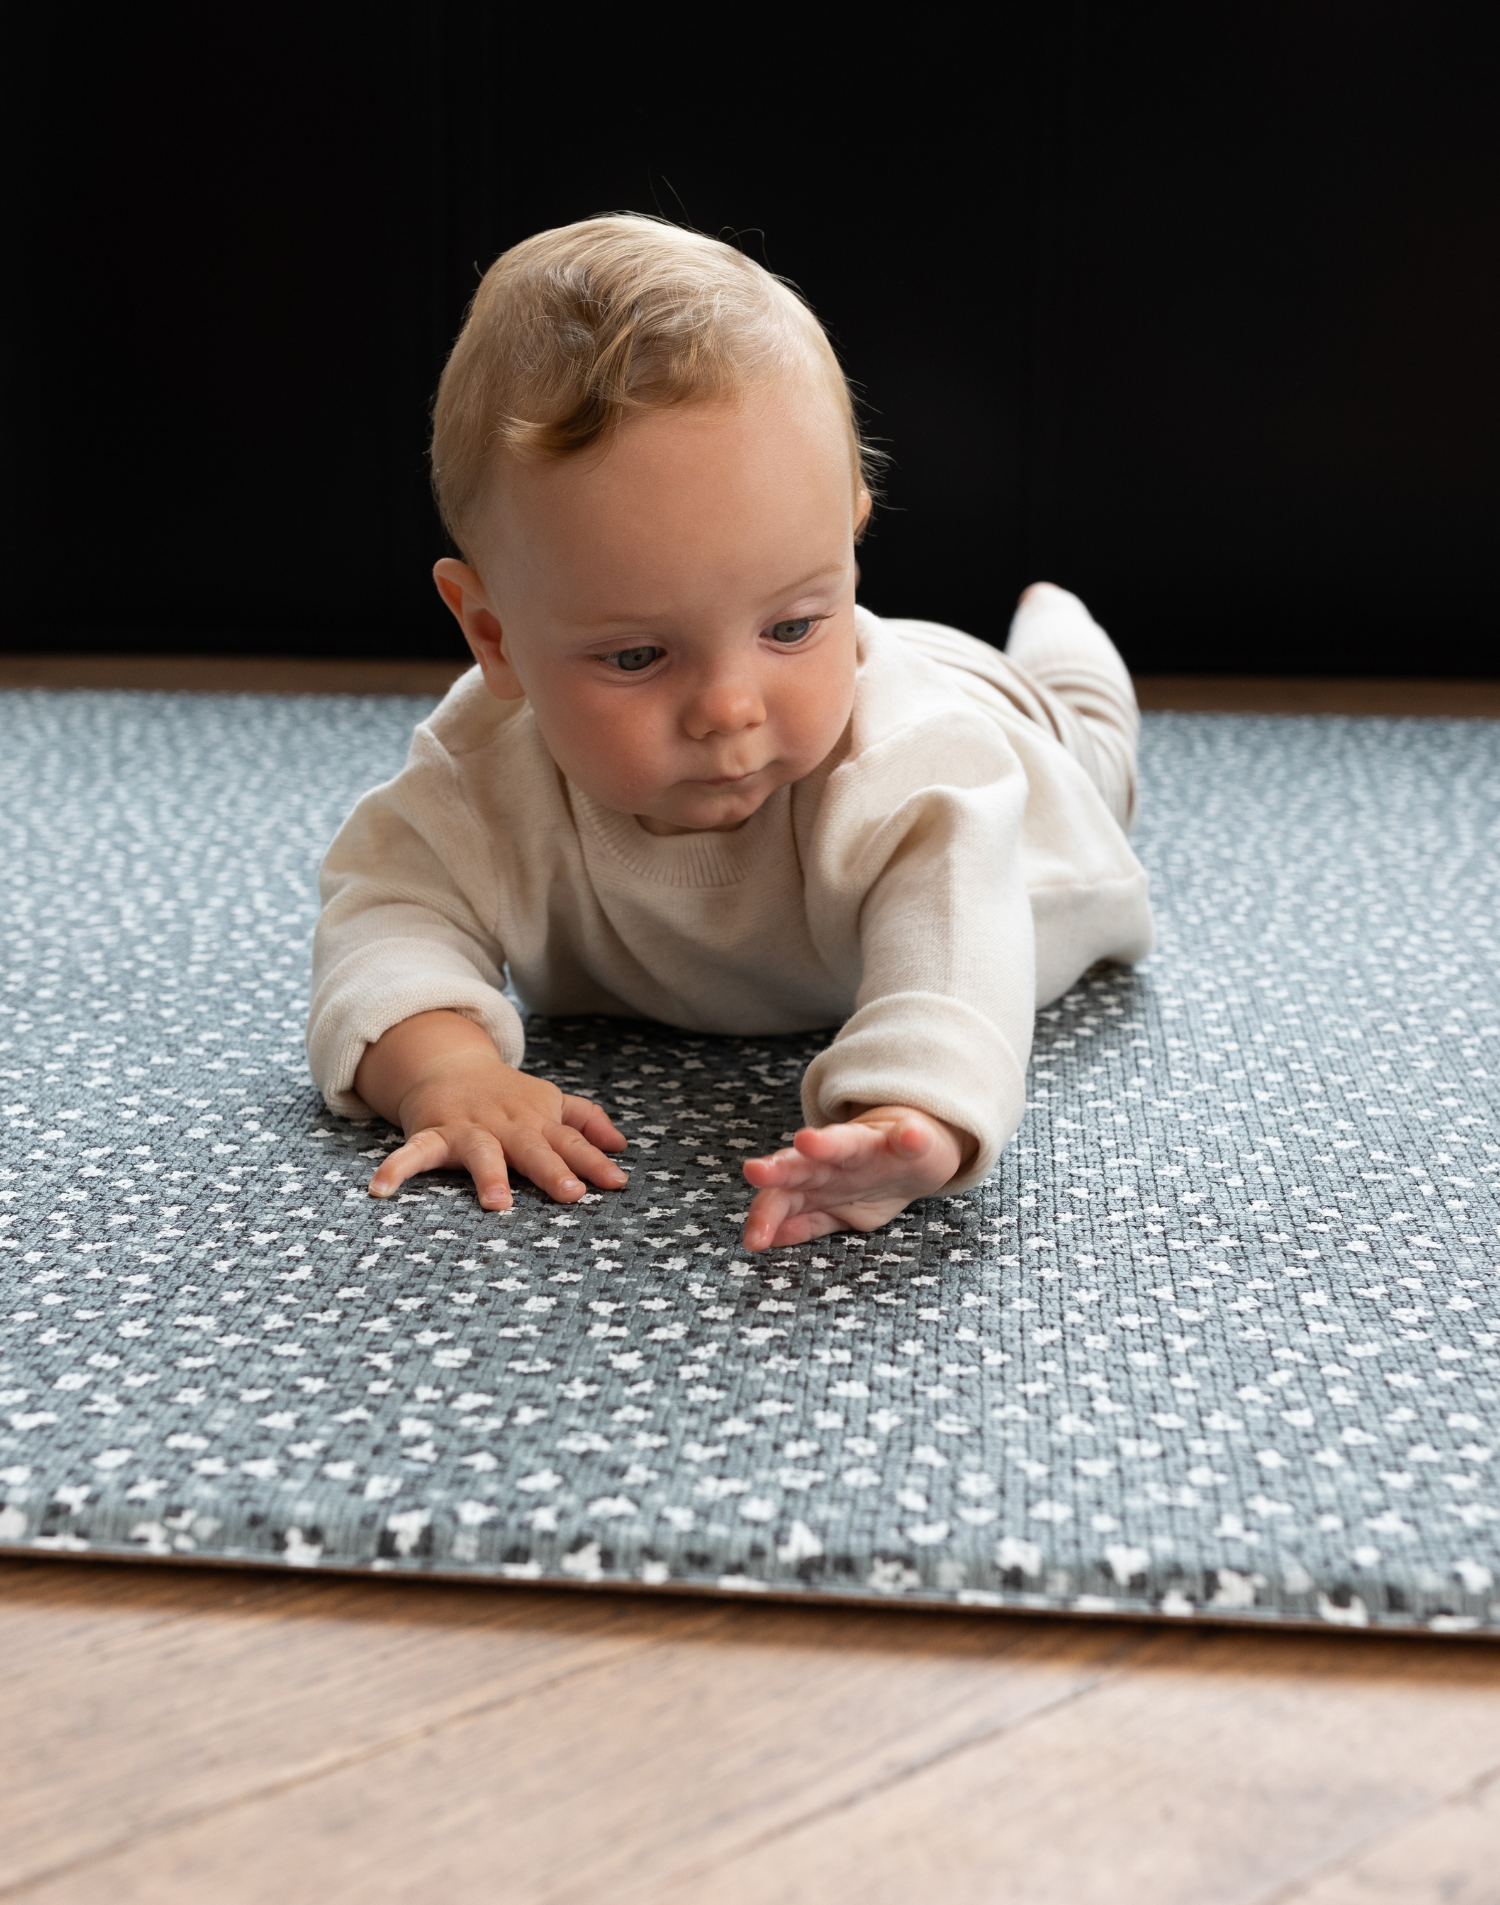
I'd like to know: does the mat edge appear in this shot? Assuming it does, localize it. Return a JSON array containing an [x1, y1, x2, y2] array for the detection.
[[3, 1540, 1493, 1643]]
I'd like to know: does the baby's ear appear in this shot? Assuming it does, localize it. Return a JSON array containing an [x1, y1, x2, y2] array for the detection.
[[433, 559, 523, 700], [853, 488, 873, 546]]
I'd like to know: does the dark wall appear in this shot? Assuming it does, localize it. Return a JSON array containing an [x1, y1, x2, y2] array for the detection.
[[4, 4, 1497, 674], [1041, 8, 1500, 673]]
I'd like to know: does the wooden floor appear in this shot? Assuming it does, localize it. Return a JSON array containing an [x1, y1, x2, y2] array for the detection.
[[4, 656, 1499, 1902], [2, 651, 1499, 718], [2, 1557, 1499, 1904]]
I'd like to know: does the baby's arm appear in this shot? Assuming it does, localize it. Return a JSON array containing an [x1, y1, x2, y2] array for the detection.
[[741, 713, 1038, 1252], [356, 1010, 627, 1209], [741, 1107, 976, 1251], [310, 731, 627, 1207]]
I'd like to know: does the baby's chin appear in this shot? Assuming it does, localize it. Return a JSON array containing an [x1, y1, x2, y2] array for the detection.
[[632, 778, 781, 837]]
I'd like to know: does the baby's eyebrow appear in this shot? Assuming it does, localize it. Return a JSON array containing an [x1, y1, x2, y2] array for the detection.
[[764, 564, 846, 597], [574, 612, 679, 634]]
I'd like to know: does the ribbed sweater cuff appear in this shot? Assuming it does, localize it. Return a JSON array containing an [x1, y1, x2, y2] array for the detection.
[[800, 992, 1027, 1192], [311, 977, 526, 1119]]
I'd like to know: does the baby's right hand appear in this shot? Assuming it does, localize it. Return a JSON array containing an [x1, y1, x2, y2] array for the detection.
[[354, 1010, 627, 1210]]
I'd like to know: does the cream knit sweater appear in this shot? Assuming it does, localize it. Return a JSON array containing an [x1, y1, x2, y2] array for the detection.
[[308, 596, 1152, 1190]]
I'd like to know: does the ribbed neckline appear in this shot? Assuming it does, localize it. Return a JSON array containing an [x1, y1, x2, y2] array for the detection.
[[569, 781, 791, 888]]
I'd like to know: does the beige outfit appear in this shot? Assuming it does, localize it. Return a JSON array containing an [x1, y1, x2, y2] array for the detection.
[[308, 587, 1152, 1189]]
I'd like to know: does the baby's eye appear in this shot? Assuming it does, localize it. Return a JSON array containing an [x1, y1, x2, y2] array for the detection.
[[764, 618, 818, 646], [605, 645, 663, 673]]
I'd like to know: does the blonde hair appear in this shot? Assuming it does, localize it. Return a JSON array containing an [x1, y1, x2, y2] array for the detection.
[[430, 214, 878, 551]]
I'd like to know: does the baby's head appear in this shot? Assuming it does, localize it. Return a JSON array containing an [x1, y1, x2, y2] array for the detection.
[[430, 216, 877, 836]]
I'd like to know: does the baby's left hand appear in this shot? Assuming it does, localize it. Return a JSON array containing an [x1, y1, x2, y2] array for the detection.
[[740, 1107, 973, 1252]]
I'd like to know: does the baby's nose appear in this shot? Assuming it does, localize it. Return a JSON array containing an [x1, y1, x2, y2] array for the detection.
[[685, 679, 766, 737]]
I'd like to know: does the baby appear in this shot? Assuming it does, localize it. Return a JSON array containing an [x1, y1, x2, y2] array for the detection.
[[308, 215, 1153, 1251]]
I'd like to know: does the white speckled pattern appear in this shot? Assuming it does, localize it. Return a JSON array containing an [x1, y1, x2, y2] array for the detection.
[[1, 691, 1497, 1632]]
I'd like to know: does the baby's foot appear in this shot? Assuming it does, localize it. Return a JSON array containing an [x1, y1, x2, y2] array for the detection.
[[1017, 580, 1063, 609]]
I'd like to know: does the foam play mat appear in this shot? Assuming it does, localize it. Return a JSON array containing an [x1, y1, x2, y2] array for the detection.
[[2, 687, 1497, 1633]]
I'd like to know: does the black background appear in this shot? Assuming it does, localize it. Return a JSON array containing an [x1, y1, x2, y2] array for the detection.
[[4, 4, 1497, 674]]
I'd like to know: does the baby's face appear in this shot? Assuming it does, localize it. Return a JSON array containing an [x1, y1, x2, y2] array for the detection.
[[438, 381, 866, 834]]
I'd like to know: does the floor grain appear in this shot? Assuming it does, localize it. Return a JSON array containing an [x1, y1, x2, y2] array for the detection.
[[0, 1560, 1134, 1902], [1133, 677, 1500, 717], [0, 1560, 721, 1894], [1275, 1773, 1500, 1904], [0, 655, 469, 695], [650, 1626, 1500, 1905], [1, 1560, 1498, 1904], [3, 653, 1497, 718]]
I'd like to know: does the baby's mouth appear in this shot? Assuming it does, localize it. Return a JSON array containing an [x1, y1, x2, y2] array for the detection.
[[691, 767, 761, 788]]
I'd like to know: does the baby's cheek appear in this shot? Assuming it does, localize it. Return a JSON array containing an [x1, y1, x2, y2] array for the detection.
[[781, 681, 853, 769], [551, 701, 668, 802], [611, 725, 676, 793]]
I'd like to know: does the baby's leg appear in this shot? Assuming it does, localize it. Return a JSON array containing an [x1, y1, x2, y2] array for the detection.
[[1004, 583, 1141, 831]]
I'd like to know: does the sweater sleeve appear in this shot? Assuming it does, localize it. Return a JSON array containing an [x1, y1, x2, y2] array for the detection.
[[307, 729, 524, 1117], [798, 719, 1036, 1191]]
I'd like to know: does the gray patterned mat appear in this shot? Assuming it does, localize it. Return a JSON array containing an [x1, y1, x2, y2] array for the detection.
[[2, 689, 1498, 1634]]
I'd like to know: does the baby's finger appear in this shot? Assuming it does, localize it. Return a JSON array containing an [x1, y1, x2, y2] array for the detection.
[[560, 1095, 627, 1152], [369, 1127, 452, 1199], [792, 1121, 885, 1167], [550, 1122, 629, 1189], [885, 1115, 935, 1159], [741, 1145, 826, 1192], [505, 1129, 589, 1204], [742, 1183, 797, 1253], [761, 1206, 844, 1250], [448, 1128, 513, 1211]]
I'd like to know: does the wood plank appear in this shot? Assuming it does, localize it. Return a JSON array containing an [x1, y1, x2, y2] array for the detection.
[[648, 1626, 1500, 1905], [1274, 1774, 1500, 1904], [7, 1557, 1499, 1905], [0, 654, 468, 695], [4, 654, 1497, 717], [1135, 675, 1500, 717], [0, 1561, 312, 1692], [0, 1558, 727, 1894], [17, 1600, 1143, 1904]]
